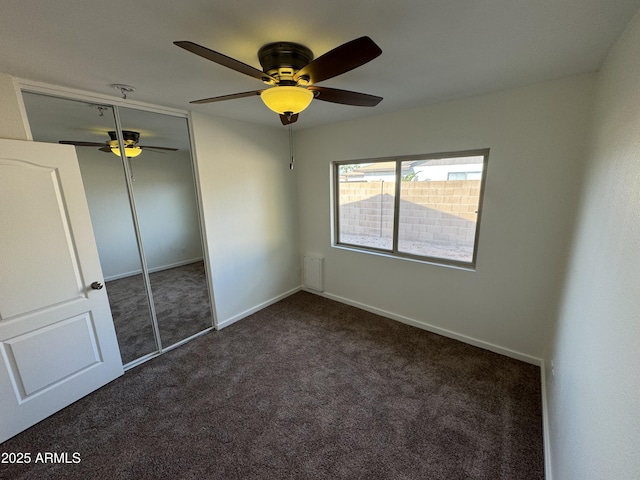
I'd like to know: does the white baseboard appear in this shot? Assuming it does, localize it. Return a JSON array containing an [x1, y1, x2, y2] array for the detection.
[[540, 359, 553, 480], [215, 286, 543, 365], [216, 287, 302, 330], [305, 288, 542, 366]]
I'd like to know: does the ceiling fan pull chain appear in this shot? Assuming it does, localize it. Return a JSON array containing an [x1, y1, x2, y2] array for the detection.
[[128, 157, 136, 182], [288, 123, 295, 170]]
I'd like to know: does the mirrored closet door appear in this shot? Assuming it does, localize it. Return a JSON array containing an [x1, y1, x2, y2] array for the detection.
[[22, 92, 214, 367]]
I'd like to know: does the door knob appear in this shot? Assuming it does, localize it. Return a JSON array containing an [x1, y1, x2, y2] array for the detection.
[[90, 281, 104, 290]]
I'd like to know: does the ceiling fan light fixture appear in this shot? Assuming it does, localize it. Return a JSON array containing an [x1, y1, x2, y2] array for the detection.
[[260, 86, 313, 115], [111, 145, 143, 158]]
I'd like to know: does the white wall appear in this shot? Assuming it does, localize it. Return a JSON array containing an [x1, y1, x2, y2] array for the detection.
[[191, 112, 300, 327], [296, 74, 596, 361], [545, 9, 640, 480]]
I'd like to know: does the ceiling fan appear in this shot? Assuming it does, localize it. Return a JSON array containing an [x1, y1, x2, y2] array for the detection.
[[174, 36, 383, 125], [60, 131, 178, 158]]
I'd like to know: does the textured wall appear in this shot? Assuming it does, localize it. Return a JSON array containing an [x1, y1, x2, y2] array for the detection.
[[546, 9, 640, 480], [191, 112, 300, 327]]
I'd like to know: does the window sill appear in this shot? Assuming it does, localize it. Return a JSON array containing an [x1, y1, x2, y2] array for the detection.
[[332, 243, 476, 272]]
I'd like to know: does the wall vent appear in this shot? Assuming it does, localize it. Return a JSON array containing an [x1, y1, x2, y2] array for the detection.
[[303, 254, 324, 292]]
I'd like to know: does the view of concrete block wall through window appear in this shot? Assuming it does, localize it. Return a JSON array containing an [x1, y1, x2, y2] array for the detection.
[[338, 180, 481, 262]]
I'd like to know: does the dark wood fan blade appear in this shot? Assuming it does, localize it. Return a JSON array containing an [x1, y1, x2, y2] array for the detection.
[[59, 140, 107, 147], [139, 146, 178, 151], [138, 148, 167, 154], [294, 36, 382, 85], [98, 146, 111, 153], [190, 90, 264, 104], [308, 86, 382, 106], [280, 113, 299, 125], [175, 41, 276, 83]]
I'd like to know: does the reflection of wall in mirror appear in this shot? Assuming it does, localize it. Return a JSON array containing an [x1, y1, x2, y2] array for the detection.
[[77, 147, 203, 281]]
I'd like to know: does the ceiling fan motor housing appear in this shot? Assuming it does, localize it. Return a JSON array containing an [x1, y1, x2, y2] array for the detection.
[[258, 42, 314, 81], [108, 130, 140, 145]]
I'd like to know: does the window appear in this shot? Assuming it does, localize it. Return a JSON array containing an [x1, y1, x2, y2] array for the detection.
[[334, 149, 489, 268]]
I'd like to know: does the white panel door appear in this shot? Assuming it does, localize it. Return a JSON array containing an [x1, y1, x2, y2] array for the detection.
[[0, 139, 124, 443]]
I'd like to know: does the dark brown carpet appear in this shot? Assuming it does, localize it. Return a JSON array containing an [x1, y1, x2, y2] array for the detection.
[[0, 291, 544, 479]]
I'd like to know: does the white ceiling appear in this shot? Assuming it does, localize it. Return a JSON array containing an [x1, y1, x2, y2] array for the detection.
[[2, 0, 639, 130]]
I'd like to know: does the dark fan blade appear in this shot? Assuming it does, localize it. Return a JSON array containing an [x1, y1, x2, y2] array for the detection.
[[308, 86, 382, 106], [280, 113, 299, 125], [139, 146, 178, 151], [98, 146, 111, 153], [190, 90, 264, 104], [138, 148, 167, 154], [174, 41, 276, 83], [59, 140, 107, 147], [293, 36, 382, 85]]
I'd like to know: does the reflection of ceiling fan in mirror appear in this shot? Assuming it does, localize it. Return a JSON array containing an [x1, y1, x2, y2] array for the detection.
[[174, 36, 383, 125], [59, 131, 178, 158]]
